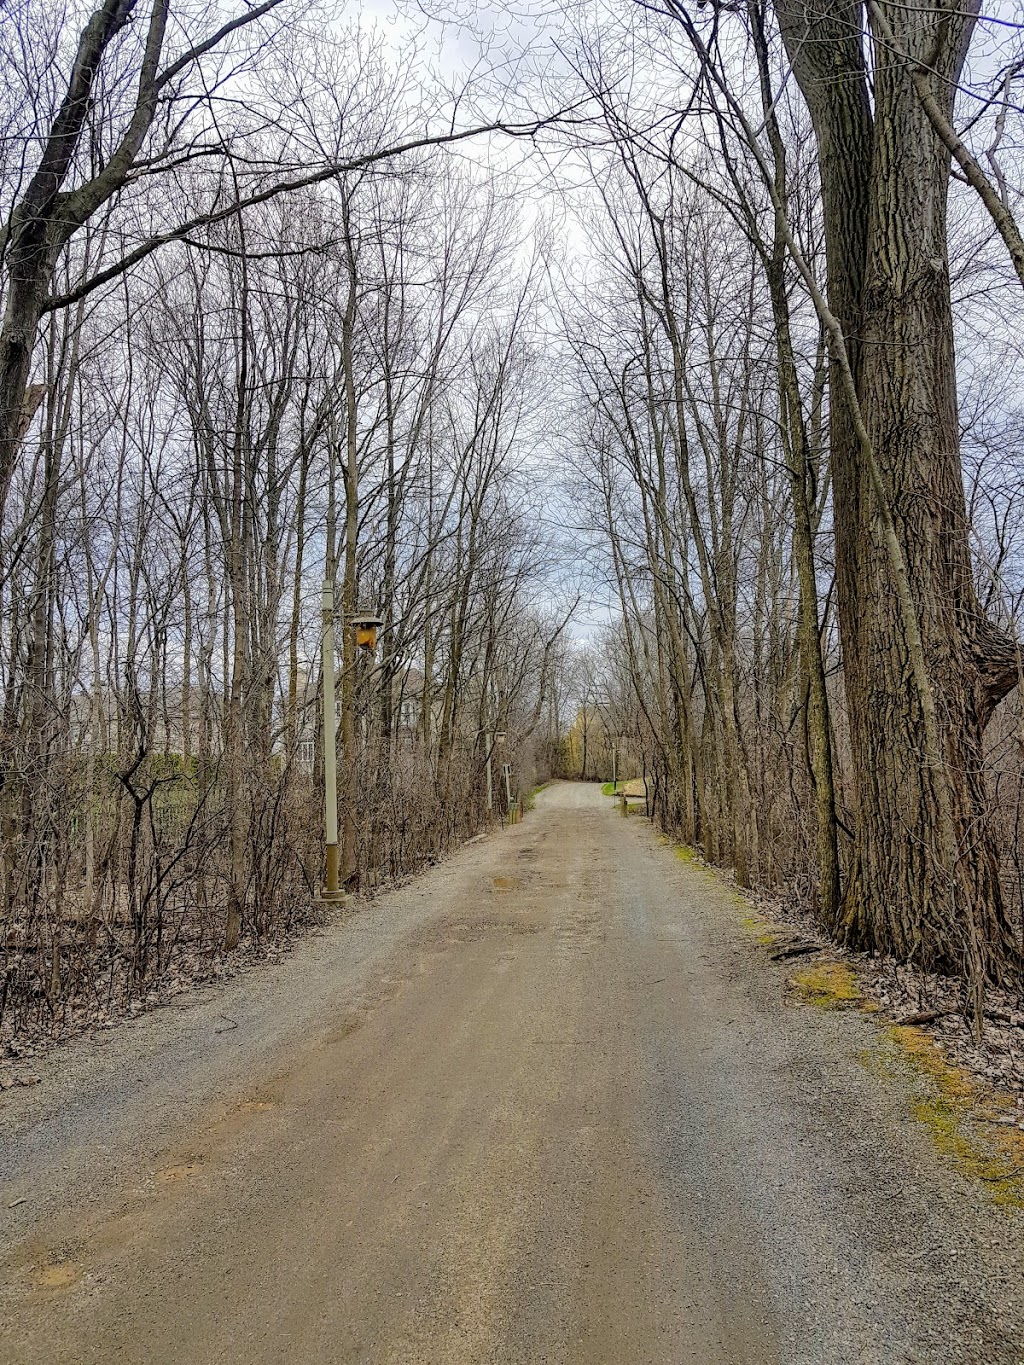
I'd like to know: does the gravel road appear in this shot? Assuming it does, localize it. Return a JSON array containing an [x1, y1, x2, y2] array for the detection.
[[3, 781, 1024, 1364]]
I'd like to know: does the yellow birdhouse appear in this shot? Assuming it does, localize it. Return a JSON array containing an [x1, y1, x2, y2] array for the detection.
[[351, 612, 383, 652]]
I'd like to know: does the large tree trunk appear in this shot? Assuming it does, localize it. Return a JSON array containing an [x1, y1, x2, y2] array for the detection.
[[775, 0, 1017, 979]]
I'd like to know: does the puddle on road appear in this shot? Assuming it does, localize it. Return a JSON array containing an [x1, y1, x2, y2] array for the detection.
[[492, 876, 522, 891]]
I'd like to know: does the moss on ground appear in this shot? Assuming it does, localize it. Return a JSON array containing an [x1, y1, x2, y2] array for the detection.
[[667, 832, 1024, 1211], [737, 913, 778, 947], [670, 844, 776, 939], [789, 961, 862, 1009], [862, 1024, 1024, 1210], [799, 981, 1024, 1207], [601, 781, 617, 796]]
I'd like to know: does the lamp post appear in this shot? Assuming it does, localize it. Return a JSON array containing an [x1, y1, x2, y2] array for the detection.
[[321, 580, 341, 900], [350, 611, 382, 652]]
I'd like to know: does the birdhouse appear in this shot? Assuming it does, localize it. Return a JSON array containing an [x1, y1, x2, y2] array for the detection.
[[494, 729, 507, 748], [350, 611, 383, 652]]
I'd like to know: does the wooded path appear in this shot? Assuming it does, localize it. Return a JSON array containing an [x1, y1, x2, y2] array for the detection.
[[2, 783, 1023, 1364]]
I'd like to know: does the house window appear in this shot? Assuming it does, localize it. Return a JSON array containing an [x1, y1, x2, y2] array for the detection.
[[298, 739, 315, 768]]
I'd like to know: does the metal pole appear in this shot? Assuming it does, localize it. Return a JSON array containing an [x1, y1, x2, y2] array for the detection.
[[612, 741, 617, 792], [504, 763, 513, 816], [485, 730, 493, 814], [322, 580, 340, 898]]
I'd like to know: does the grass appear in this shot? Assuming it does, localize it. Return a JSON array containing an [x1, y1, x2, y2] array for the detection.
[[524, 782, 549, 812], [601, 781, 618, 796]]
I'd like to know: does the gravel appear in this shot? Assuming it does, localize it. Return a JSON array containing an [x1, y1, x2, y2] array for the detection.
[[2, 782, 1023, 1364]]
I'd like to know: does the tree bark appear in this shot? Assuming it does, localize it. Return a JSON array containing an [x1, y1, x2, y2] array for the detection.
[[775, 0, 1017, 978]]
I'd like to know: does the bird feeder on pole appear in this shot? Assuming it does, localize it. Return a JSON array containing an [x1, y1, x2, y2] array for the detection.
[[350, 610, 383, 653]]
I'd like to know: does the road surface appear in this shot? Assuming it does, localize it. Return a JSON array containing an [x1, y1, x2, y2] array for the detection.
[[3, 782, 1024, 1364]]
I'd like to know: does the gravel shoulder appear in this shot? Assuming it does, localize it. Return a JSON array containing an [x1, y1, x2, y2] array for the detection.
[[2, 781, 1024, 1364]]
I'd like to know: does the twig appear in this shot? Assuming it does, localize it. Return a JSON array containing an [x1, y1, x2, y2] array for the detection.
[[769, 942, 820, 962], [895, 1009, 952, 1026]]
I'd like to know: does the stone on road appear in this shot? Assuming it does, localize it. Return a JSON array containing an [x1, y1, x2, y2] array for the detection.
[[2, 782, 1023, 1364]]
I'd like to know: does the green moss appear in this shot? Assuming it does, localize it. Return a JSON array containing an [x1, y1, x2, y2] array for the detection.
[[737, 913, 778, 946], [789, 961, 862, 1009], [873, 1023, 1024, 1210], [670, 846, 776, 939], [665, 832, 1024, 1210], [601, 781, 617, 796], [858, 1045, 899, 1080], [669, 835, 1024, 1211]]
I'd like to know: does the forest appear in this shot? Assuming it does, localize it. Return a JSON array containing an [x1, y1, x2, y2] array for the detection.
[[3, 0, 1024, 1042]]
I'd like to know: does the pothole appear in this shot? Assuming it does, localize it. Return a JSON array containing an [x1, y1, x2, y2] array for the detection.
[[33, 1261, 81, 1291]]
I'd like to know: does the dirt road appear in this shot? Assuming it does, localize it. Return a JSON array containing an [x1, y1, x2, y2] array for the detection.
[[3, 782, 1024, 1364]]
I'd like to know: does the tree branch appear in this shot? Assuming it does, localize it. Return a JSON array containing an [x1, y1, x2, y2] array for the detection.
[[43, 114, 572, 313]]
